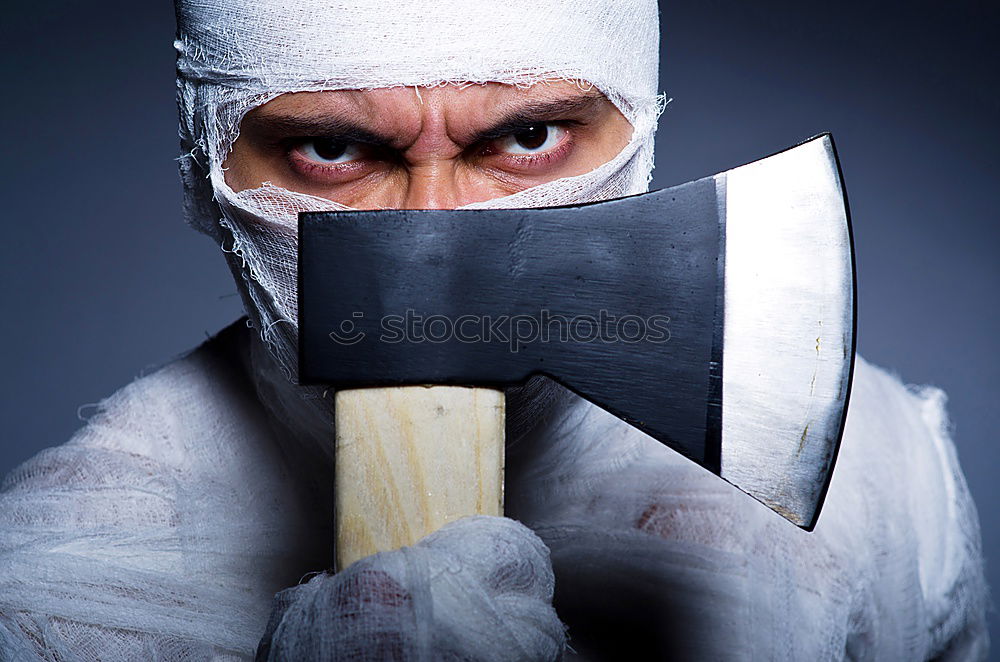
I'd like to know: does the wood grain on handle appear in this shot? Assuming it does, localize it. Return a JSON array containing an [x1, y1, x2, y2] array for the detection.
[[334, 385, 505, 571]]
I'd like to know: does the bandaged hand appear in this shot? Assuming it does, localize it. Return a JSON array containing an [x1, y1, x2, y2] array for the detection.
[[255, 516, 565, 661]]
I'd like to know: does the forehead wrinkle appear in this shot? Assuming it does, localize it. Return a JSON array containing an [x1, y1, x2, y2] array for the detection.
[[356, 87, 426, 149], [403, 92, 459, 158]]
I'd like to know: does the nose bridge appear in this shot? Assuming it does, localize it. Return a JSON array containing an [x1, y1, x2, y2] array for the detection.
[[403, 164, 459, 210]]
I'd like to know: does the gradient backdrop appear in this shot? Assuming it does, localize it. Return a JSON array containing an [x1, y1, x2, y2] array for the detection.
[[2, 0, 997, 653]]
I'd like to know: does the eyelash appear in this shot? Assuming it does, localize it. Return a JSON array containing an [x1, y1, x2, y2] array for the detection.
[[286, 147, 376, 178], [478, 123, 577, 168], [283, 121, 580, 178]]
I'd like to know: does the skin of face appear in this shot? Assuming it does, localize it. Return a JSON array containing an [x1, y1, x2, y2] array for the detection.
[[223, 80, 633, 210]]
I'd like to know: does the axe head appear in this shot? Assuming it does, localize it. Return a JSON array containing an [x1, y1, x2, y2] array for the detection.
[[298, 134, 856, 530]]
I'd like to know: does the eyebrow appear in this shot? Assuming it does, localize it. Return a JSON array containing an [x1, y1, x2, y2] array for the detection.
[[242, 113, 392, 148], [467, 93, 606, 143], [243, 92, 607, 149]]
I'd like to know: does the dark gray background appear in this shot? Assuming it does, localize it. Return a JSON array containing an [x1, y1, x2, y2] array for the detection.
[[1, 0, 997, 653]]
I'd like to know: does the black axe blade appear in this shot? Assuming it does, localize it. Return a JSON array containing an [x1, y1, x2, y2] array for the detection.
[[299, 134, 856, 530]]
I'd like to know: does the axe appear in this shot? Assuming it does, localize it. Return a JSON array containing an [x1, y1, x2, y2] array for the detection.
[[298, 134, 856, 570]]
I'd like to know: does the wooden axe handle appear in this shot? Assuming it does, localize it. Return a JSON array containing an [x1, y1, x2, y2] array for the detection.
[[334, 385, 505, 571]]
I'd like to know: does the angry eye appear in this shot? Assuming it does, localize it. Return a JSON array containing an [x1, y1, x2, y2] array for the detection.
[[297, 138, 366, 164], [494, 124, 567, 155]]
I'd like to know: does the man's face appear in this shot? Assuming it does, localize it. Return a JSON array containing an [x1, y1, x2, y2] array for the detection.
[[223, 80, 632, 210]]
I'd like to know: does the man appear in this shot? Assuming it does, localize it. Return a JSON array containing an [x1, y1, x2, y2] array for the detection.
[[0, 0, 988, 660]]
